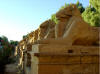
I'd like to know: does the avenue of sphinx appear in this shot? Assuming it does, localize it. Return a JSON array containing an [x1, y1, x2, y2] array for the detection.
[[15, 4, 99, 74]]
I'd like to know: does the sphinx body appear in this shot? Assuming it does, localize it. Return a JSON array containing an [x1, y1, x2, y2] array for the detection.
[[34, 4, 99, 46]]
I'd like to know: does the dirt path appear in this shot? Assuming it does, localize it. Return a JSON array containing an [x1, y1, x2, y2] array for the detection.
[[5, 63, 21, 74]]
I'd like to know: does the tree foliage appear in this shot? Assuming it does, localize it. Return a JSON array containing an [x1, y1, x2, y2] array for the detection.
[[82, 1, 100, 27], [60, 3, 70, 10], [23, 34, 28, 39], [0, 36, 18, 73], [1, 36, 8, 43], [76, 1, 85, 13], [10, 40, 18, 46], [51, 14, 58, 24], [89, 0, 100, 13]]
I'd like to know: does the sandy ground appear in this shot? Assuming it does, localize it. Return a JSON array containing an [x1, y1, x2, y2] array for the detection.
[[5, 64, 20, 74]]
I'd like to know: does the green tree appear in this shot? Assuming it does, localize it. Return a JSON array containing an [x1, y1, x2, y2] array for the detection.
[[82, 3, 100, 27], [10, 40, 18, 46], [23, 35, 28, 39], [76, 1, 85, 13], [60, 3, 70, 10], [0, 35, 18, 73], [89, 0, 100, 13], [0, 36, 13, 73], [51, 14, 58, 24], [1, 36, 8, 42]]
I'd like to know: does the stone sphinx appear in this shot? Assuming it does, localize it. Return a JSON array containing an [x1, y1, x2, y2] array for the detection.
[[26, 20, 56, 43], [32, 29, 39, 42], [38, 19, 56, 40], [24, 29, 39, 51], [34, 4, 99, 46], [17, 4, 99, 74], [27, 31, 34, 43]]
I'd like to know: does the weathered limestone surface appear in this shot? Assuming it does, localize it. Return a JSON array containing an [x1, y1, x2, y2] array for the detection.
[[31, 44, 99, 74], [32, 44, 99, 54], [15, 4, 100, 74], [55, 4, 81, 38]]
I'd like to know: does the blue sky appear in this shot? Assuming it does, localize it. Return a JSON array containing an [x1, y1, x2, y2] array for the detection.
[[0, 0, 89, 41]]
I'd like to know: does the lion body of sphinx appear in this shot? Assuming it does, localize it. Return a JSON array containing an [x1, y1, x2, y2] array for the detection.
[[34, 4, 99, 46]]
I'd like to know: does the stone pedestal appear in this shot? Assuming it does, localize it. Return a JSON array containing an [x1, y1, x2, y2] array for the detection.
[[30, 44, 99, 74]]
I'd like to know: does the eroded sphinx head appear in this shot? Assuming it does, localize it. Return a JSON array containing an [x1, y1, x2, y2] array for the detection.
[[56, 4, 81, 20], [38, 20, 56, 40]]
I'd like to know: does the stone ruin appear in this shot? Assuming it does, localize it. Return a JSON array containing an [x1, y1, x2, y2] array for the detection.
[[15, 4, 100, 74]]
